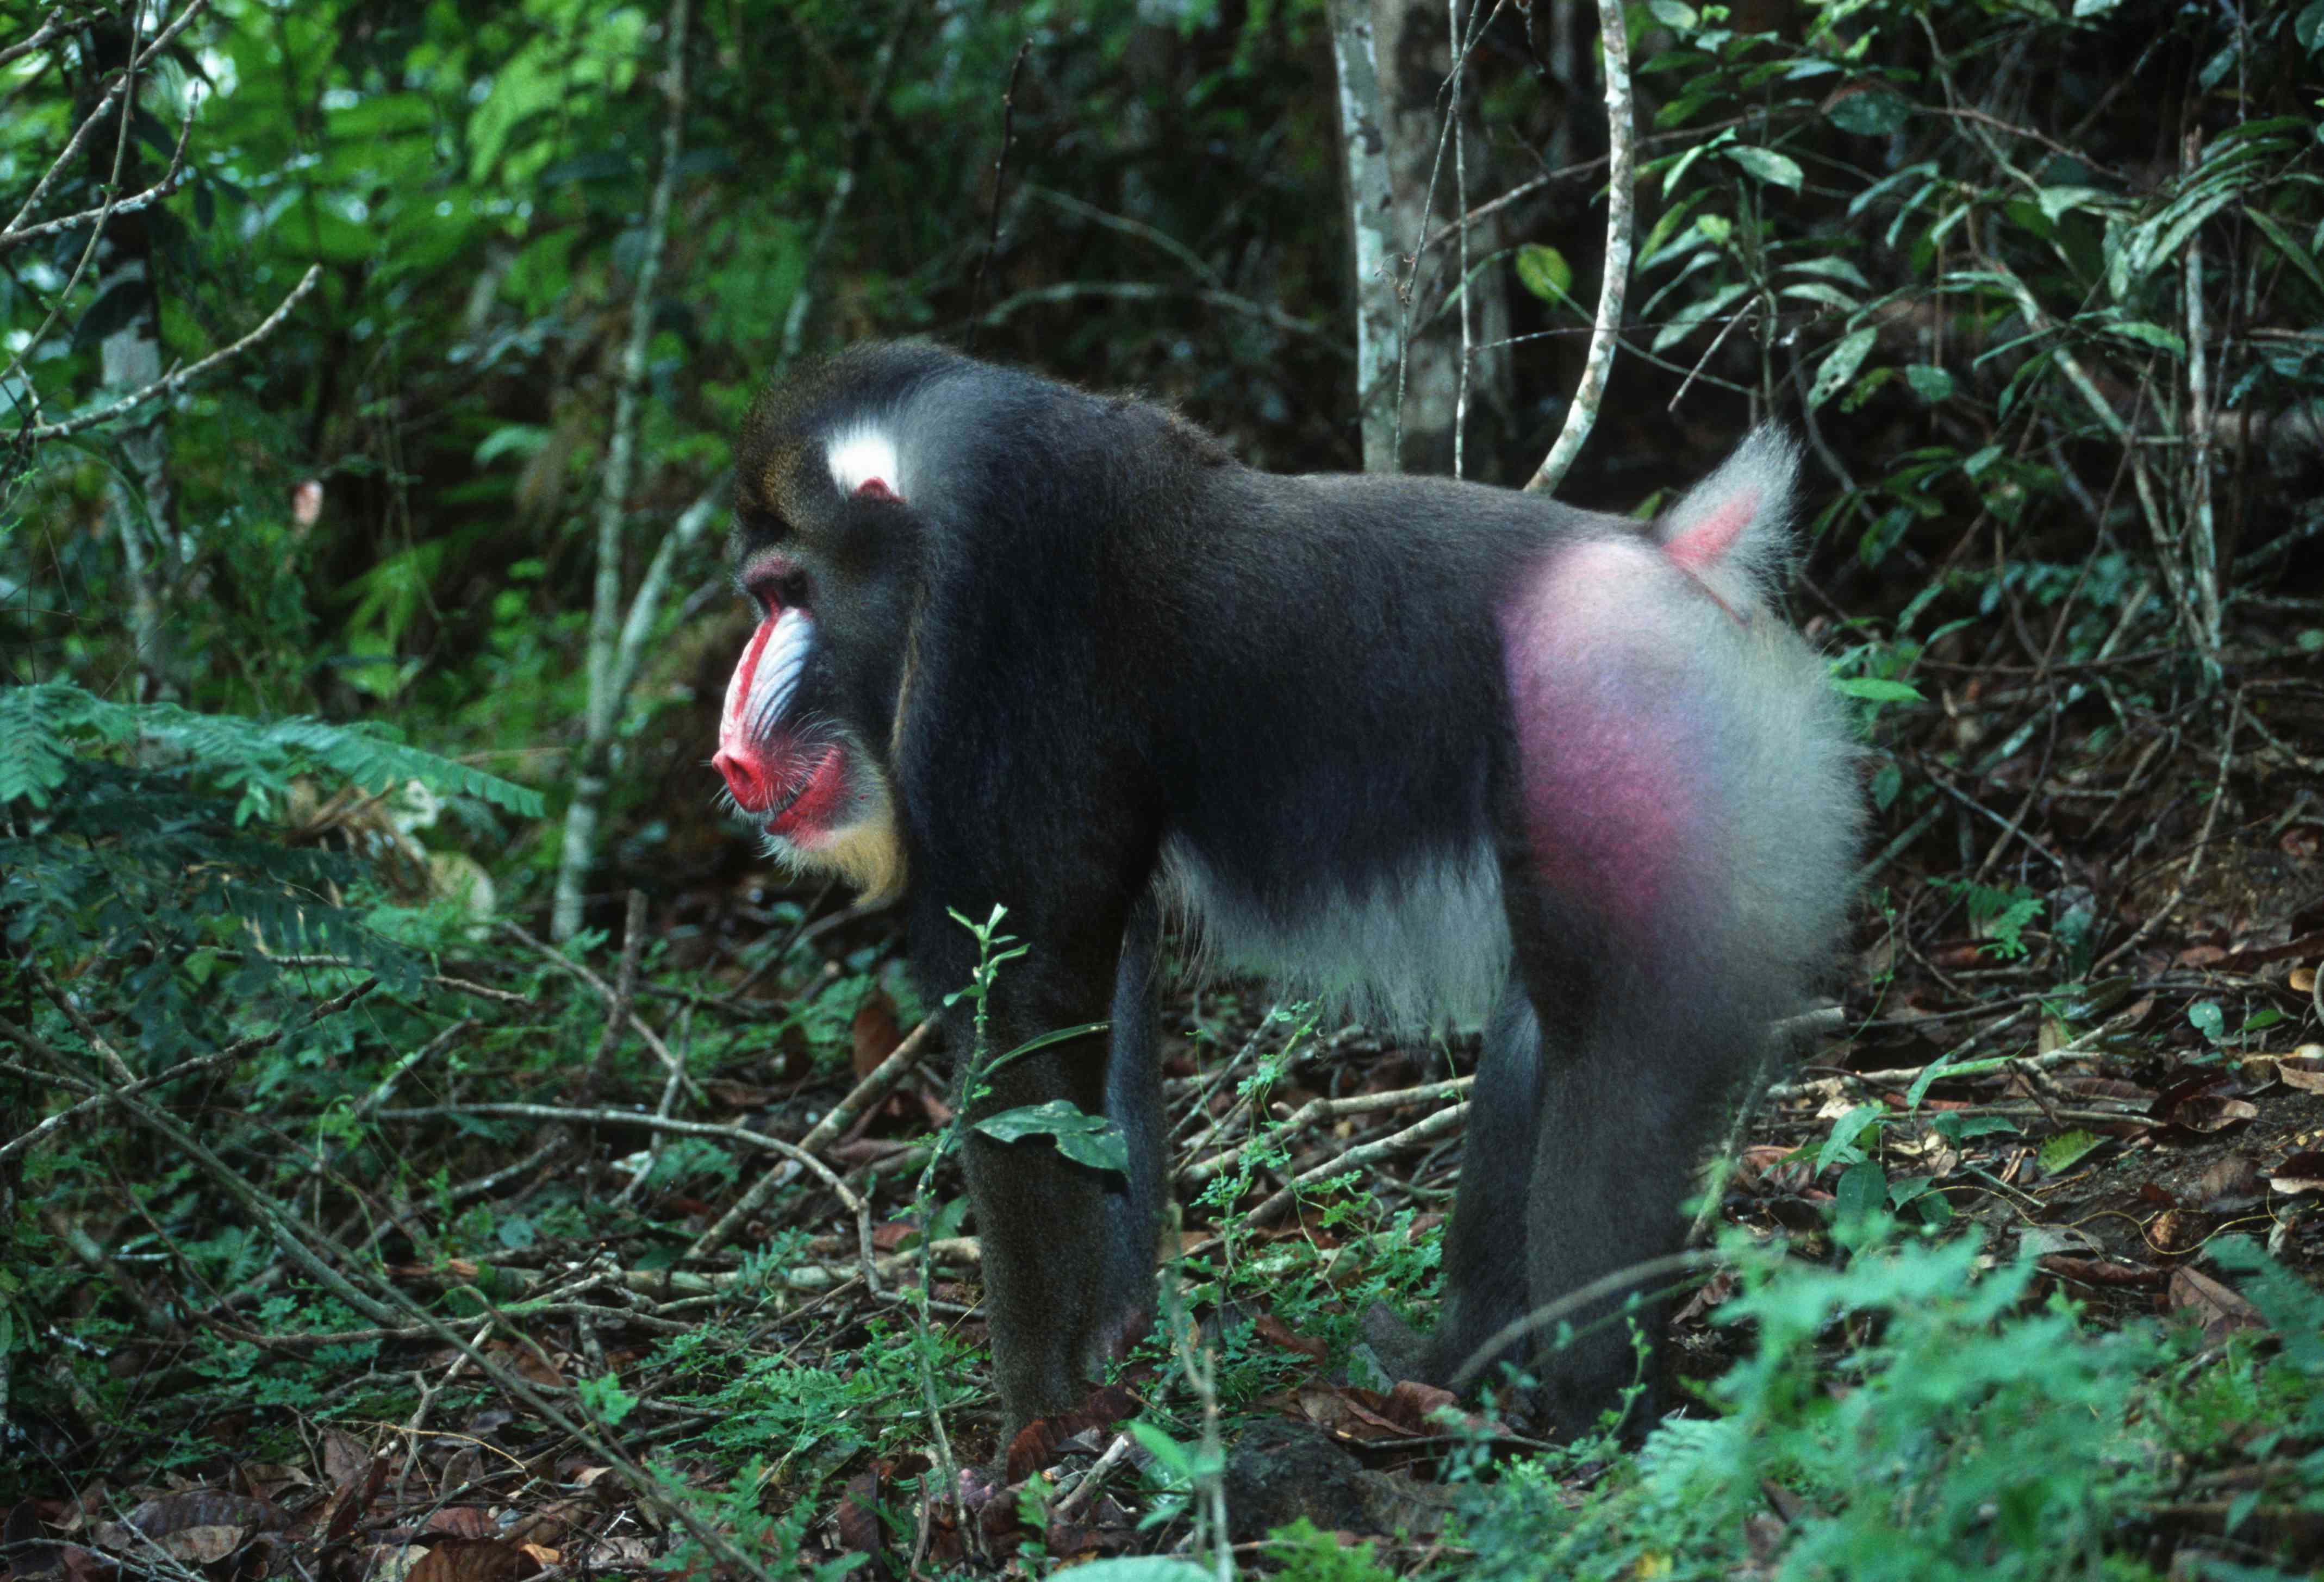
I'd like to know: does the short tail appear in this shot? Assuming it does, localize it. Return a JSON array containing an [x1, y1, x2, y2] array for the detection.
[[1648, 426, 1802, 607]]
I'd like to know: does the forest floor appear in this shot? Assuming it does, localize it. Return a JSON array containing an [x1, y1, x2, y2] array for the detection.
[[6, 606, 2323, 1582]]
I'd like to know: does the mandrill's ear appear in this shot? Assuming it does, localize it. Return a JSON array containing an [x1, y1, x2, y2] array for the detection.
[[1649, 427, 1802, 601]]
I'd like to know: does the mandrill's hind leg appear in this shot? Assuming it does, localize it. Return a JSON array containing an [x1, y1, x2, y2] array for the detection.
[[1098, 903, 1165, 1359], [1422, 978, 1548, 1389], [1432, 877, 1752, 1440], [1510, 1001, 1742, 1438]]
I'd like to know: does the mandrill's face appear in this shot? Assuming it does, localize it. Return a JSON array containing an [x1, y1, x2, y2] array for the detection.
[[712, 393, 923, 905]]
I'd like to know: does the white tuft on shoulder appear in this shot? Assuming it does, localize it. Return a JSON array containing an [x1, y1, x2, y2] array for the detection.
[[827, 428, 905, 499]]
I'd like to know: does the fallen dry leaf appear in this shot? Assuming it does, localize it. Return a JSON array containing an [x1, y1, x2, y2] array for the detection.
[[2168, 1267, 2264, 1344], [404, 1538, 543, 1582], [426, 1508, 497, 1540], [2170, 1095, 2258, 1133], [320, 1431, 373, 1491], [851, 990, 904, 1075], [2038, 1254, 2165, 1288], [2194, 1153, 2265, 1208], [1381, 1380, 1461, 1434], [1005, 1384, 1138, 1482], [2272, 1052, 2324, 1093], [1253, 1314, 1329, 1359], [2146, 1208, 2213, 1256], [2269, 1150, 2324, 1195]]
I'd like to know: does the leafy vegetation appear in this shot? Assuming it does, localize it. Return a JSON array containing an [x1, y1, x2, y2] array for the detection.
[[4, 0, 2321, 1578]]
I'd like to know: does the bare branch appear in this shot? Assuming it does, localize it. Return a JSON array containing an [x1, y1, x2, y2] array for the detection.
[[1524, 0, 1633, 495], [780, 0, 914, 361], [1244, 1099, 1471, 1227], [0, 8, 75, 72], [1, 96, 197, 255], [2, 0, 210, 239], [980, 279, 1346, 354], [21, 264, 322, 441], [554, 0, 693, 942]]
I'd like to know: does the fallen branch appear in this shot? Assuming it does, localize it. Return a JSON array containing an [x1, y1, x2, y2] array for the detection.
[[1180, 1074, 1474, 1190], [376, 1099, 880, 1294], [688, 1015, 938, 1261], [502, 920, 701, 1100], [1244, 1100, 1471, 1228]]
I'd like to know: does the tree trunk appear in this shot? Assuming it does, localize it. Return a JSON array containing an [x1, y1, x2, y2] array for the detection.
[[1326, 0, 1401, 474], [85, 20, 180, 700]]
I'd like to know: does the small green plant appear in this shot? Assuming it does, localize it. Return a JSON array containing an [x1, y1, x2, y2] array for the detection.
[[1452, 1231, 2324, 1581], [1928, 876, 2043, 961], [1263, 1518, 1395, 1582]]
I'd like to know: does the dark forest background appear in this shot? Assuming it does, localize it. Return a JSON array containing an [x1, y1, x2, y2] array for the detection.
[[4, 2, 2322, 1578]]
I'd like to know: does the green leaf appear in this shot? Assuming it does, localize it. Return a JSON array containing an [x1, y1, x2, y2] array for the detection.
[[1904, 364, 1955, 403], [577, 1374, 639, 1427], [1817, 1104, 1887, 1176], [974, 1100, 1130, 1174], [476, 424, 551, 465], [1871, 759, 1902, 811], [988, 1021, 1112, 1073], [2298, 0, 2324, 52], [2036, 186, 2114, 224], [1835, 1159, 1887, 1223], [2097, 317, 2186, 355], [1932, 1112, 2022, 1142], [1831, 676, 1923, 704], [2243, 205, 2324, 301], [1661, 137, 1715, 198], [1785, 255, 1872, 289], [2188, 999, 2225, 1043], [1063, 1562, 1213, 1582], [1809, 327, 1878, 409], [1723, 145, 1803, 191], [1824, 85, 1909, 137], [1649, 279, 1753, 353], [1887, 1175, 1935, 1208], [1513, 243, 1574, 304], [1779, 282, 1862, 312], [2038, 1129, 2103, 1174], [1647, 0, 1699, 29]]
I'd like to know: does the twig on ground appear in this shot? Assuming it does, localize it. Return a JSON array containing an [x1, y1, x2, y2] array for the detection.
[[687, 1015, 938, 1261], [1180, 1074, 1474, 1190], [2093, 693, 2242, 971], [3, 979, 381, 1164], [378, 1099, 881, 1294], [502, 920, 702, 1101], [1245, 1101, 1471, 1227], [581, 890, 650, 1097]]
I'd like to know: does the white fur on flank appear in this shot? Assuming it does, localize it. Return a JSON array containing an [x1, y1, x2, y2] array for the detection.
[[1155, 836, 1512, 1035], [827, 428, 904, 498]]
